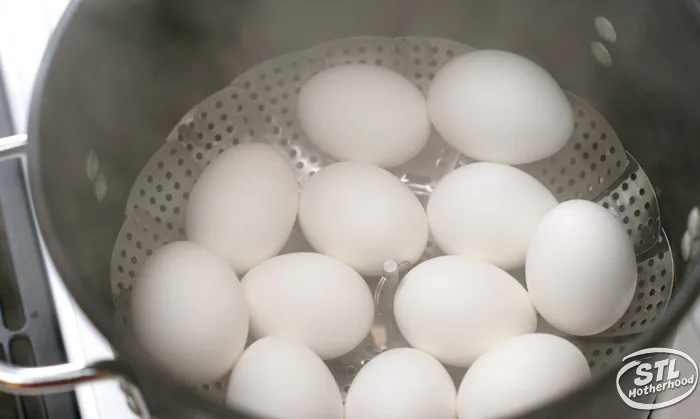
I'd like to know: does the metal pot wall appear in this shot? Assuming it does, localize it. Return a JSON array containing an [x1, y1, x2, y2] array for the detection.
[[1, 0, 700, 418]]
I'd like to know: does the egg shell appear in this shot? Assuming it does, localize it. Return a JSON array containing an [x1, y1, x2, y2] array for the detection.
[[428, 50, 574, 165], [186, 143, 299, 274], [298, 64, 431, 168], [394, 255, 537, 367], [130, 242, 249, 385], [457, 334, 591, 419], [226, 337, 343, 419], [345, 348, 457, 419], [427, 162, 557, 270], [526, 199, 637, 336], [242, 253, 374, 359], [299, 161, 429, 276]]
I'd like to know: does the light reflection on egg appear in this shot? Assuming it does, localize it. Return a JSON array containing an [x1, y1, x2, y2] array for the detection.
[[526, 200, 637, 336], [298, 64, 431, 168], [457, 334, 591, 419], [394, 256, 537, 368], [299, 161, 429, 277], [242, 252, 374, 360], [345, 348, 457, 419], [428, 49, 574, 165]]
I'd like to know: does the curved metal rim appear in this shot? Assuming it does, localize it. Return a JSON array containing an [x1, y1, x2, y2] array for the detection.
[[26, 1, 700, 418], [24, 2, 246, 418]]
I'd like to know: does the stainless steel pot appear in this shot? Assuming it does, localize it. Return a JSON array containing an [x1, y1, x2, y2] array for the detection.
[[3, 0, 700, 418]]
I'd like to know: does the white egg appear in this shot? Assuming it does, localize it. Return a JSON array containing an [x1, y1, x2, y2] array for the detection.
[[427, 162, 557, 270], [526, 200, 637, 336], [298, 64, 431, 168], [345, 348, 457, 419], [186, 143, 299, 274], [130, 242, 249, 385], [457, 334, 591, 419], [394, 256, 537, 367], [242, 253, 374, 359], [428, 50, 574, 165], [227, 337, 343, 419], [299, 162, 429, 276]]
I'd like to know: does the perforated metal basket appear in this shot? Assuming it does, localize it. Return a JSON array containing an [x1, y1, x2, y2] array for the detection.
[[109, 36, 675, 405]]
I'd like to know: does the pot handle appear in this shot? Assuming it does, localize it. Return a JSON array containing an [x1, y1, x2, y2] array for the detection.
[[0, 135, 151, 419], [0, 359, 150, 418], [0, 133, 26, 159]]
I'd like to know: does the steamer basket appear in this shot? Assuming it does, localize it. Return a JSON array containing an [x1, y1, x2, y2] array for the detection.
[[112, 36, 674, 404]]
